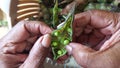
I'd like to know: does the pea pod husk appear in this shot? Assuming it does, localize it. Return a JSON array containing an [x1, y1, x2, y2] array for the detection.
[[52, 0, 59, 28], [51, 2, 75, 60]]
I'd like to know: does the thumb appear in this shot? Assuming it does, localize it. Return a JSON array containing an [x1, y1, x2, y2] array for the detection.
[[66, 43, 95, 67], [22, 34, 51, 68]]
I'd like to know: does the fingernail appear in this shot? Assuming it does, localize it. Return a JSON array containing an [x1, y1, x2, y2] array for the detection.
[[42, 34, 51, 48], [66, 45, 72, 55]]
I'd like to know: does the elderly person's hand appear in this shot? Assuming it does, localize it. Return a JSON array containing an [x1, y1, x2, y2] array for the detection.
[[66, 10, 120, 68], [0, 21, 52, 68]]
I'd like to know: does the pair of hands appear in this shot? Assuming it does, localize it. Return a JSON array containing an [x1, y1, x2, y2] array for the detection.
[[0, 10, 120, 68], [0, 21, 52, 68]]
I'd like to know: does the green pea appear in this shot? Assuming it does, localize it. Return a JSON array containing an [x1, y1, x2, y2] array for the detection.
[[67, 28, 72, 33], [53, 31, 60, 36], [63, 40, 70, 45], [57, 50, 62, 55], [52, 42, 58, 47]]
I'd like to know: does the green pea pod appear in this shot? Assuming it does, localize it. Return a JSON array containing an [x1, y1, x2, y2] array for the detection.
[[84, 3, 95, 11], [99, 3, 107, 10], [51, 2, 75, 60], [97, 0, 107, 3], [111, 0, 120, 7], [53, 0, 59, 28]]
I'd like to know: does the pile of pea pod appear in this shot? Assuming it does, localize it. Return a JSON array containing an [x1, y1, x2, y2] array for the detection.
[[84, 0, 120, 12], [37, 0, 120, 21]]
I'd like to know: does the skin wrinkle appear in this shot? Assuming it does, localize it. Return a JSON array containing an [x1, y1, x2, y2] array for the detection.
[[25, 42, 32, 52], [100, 29, 120, 50], [87, 40, 120, 68], [24, 21, 50, 36], [24, 21, 32, 37], [90, 10, 120, 35], [73, 11, 91, 42], [75, 11, 91, 27], [33, 22, 40, 35], [2, 41, 27, 54], [103, 13, 119, 34], [90, 10, 111, 28], [0, 20, 52, 68], [104, 43, 120, 68], [67, 10, 120, 68], [112, 13, 119, 26], [25, 46, 49, 68], [86, 50, 107, 68], [14, 21, 29, 42], [80, 52, 91, 68], [1, 42, 16, 53], [113, 17, 120, 33], [87, 10, 120, 48], [3, 25, 26, 43], [109, 49, 119, 68], [24, 21, 39, 36], [26, 36, 38, 44]]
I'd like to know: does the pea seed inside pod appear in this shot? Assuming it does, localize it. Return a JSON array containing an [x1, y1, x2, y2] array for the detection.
[[52, 42, 58, 47], [63, 39, 70, 45], [54, 31, 60, 36], [57, 50, 62, 55], [67, 28, 72, 33]]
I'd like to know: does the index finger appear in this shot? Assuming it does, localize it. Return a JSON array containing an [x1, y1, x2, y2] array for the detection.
[[74, 10, 120, 29], [24, 21, 52, 35], [2, 20, 52, 42]]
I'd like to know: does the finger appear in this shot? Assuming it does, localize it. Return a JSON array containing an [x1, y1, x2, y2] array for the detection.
[[27, 36, 38, 45], [3, 20, 52, 42], [100, 29, 120, 50], [57, 55, 69, 64], [25, 36, 38, 52], [66, 43, 95, 67], [23, 34, 51, 68], [4, 54, 28, 63], [66, 43, 95, 55], [47, 49, 53, 59], [14, 54, 28, 63], [2, 42, 27, 54], [24, 21, 52, 35], [74, 11, 91, 28], [74, 10, 118, 34]]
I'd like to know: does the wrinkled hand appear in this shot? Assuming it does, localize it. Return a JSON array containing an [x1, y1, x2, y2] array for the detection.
[[0, 21, 52, 68], [72, 10, 120, 50], [66, 10, 120, 68]]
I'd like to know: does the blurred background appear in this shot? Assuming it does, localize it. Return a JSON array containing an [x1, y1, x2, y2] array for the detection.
[[0, 8, 9, 38]]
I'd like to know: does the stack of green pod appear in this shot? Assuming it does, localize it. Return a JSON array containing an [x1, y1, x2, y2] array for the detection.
[[84, 0, 115, 11]]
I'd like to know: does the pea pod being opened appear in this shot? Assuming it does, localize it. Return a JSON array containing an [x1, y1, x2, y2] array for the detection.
[[51, 2, 75, 60]]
